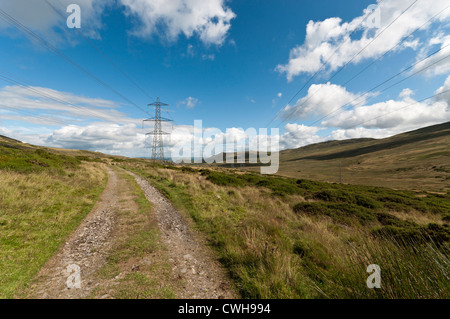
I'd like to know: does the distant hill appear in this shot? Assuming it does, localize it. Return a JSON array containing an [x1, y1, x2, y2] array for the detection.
[[1, 122, 449, 191], [206, 122, 450, 192], [0, 135, 22, 144]]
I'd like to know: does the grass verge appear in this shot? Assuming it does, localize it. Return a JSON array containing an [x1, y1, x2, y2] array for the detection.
[[0, 161, 107, 298]]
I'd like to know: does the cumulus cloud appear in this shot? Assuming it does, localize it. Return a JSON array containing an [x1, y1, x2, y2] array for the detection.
[[280, 123, 324, 149], [120, 0, 236, 45], [323, 97, 449, 130], [322, 76, 450, 131], [399, 88, 414, 98], [276, 0, 450, 81], [279, 75, 450, 146], [281, 82, 364, 120]]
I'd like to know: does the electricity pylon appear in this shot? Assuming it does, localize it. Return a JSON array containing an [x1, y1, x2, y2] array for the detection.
[[143, 97, 172, 162]]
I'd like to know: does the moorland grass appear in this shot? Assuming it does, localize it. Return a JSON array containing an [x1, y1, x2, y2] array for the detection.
[[121, 161, 450, 298], [1, 136, 448, 299]]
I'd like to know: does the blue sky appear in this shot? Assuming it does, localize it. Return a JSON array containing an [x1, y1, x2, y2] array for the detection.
[[0, 0, 449, 157]]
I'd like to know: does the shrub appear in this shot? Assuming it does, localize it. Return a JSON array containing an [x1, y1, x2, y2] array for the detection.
[[205, 171, 244, 187], [424, 223, 450, 244], [181, 166, 196, 173], [326, 203, 376, 224], [311, 189, 355, 203], [372, 223, 450, 248], [292, 239, 309, 257], [355, 194, 380, 209], [296, 179, 320, 190], [292, 202, 326, 215], [0, 147, 80, 173], [376, 212, 414, 227]]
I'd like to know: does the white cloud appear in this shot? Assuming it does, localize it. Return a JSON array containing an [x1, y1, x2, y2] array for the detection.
[[330, 126, 404, 140], [0, 0, 235, 46], [120, 0, 236, 45], [278, 74, 450, 133], [435, 74, 450, 104], [399, 88, 414, 98], [280, 123, 324, 149], [323, 97, 449, 130], [411, 34, 450, 76], [0, 85, 127, 124], [312, 76, 450, 140], [321, 76, 450, 131], [280, 75, 450, 145], [276, 0, 450, 81], [46, 123, 145, 152], [277, 92, 282, 97], [281, 82, 364, 120], [178, 96, 199, 108]]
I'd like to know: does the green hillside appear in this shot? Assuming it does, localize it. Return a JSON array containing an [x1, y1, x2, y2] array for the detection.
[[210, 122, 450, 192]]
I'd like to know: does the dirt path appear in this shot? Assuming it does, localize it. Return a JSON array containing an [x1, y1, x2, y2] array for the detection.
[[125, 170, 237, 299], [28, 166, 118, 299], [27, 166, 237, 299]]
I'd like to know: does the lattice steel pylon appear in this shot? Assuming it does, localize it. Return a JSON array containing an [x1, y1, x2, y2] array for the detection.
[[143, 97, 172, 162]]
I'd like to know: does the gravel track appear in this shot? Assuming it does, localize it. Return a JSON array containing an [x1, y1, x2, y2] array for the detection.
[[126, 170, 236, 299], [27, 166, 236, 299]]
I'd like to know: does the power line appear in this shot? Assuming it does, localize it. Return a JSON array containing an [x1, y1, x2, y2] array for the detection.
[[338, 4, 450, 92], [325, 0, 419, 84], [304, 4, 450, 126], [43, 0, 155, 101], [0, 8, 147, 115], [275, 0, 419, 127]]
